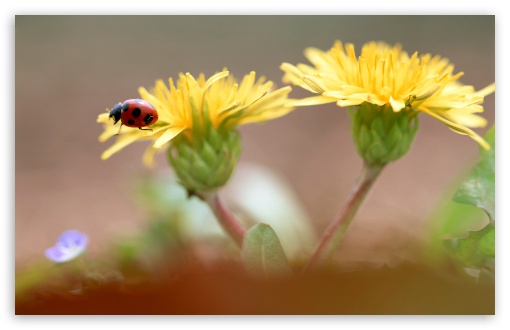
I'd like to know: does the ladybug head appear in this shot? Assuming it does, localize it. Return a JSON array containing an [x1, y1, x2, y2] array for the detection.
[[109, 103, 123, 125]]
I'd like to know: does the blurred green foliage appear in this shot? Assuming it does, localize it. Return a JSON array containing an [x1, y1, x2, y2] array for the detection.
[[453, 126, 495, 222], [427, 126, 495, 280]]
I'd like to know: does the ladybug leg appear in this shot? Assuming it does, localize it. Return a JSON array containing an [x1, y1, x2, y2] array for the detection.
[[138, 127, 153, 132], [114, 123, 123, 136]]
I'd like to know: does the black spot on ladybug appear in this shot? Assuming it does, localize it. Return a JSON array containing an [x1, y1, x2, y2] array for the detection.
[[122, 102, 130, 112], [128, 119, 135, 125], [144, 114, 154, 125], [131, 107, 142, 118]]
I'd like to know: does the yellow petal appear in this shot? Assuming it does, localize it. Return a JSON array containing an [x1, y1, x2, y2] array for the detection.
[[142, 146, 159, 168], [443, 106, 488, 128], [101, 134, 142, 160], [98, 125, 119, 142], [204, 70, 229, 90], [389, 96, 405, 112], [153, 126, 185, 148], [302, 76, 326, 94], [285, 95, 337, 107], [475, 83, 496, 97], [97, 113, 110, 123], [336, 99, 365, 107], [419, 107, 490, 150], [280, 62, 304, 83]]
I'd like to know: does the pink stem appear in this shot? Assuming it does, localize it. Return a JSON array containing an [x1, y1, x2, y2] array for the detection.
[[203, 191, 246, 248], [303, 163, 384, 272]]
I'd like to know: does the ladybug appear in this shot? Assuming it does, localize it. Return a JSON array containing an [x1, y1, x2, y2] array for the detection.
[[109, 99, 158, 134]]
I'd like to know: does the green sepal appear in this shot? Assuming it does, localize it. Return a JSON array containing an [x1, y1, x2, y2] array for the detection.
[[207, 126, 222, 150], [189, 96, 202, 139], [201, 140, 217, 165], [190, 152, 210, 182], [349, 103, 418, 166], [168, 129, 242, 192]]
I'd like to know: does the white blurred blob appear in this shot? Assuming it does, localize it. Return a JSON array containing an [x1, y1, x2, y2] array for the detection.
[[224, 162, 317, 260], [161, 162, 317, 260]]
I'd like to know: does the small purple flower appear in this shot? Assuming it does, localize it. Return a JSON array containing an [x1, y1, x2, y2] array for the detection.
[[45, 230, 89, 263]]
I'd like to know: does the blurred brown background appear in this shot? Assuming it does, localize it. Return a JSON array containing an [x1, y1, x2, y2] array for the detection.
[[15, 16, 495, 267]]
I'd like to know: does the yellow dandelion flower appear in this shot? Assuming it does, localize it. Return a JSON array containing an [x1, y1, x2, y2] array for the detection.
[[98, 70, 295, 167], [281, 40, 495, 151], [98, 69, 295, 191]]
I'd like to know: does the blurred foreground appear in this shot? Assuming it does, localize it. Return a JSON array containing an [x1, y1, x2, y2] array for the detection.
[[15, 163, 494, 315], [16, 264, 494, 315]]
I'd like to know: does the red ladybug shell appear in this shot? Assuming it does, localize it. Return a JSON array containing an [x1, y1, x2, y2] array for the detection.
[[118, 99, 158, 128]]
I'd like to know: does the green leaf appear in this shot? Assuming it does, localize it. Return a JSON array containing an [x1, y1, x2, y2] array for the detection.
[[424, 127, 495, 275], [242, 224, 291, 277], [443, 126, 496, 277], [453, 126, 495, 222], [445, 224, 495, 269]]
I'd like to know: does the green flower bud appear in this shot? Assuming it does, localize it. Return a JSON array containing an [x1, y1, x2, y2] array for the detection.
[[167, 128, 242, 192], [350, 102, 419, 166]]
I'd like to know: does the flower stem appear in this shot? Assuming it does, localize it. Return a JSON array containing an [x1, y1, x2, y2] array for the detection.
[[303, 163, 384, 272], [202, 191, 246, 248]]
